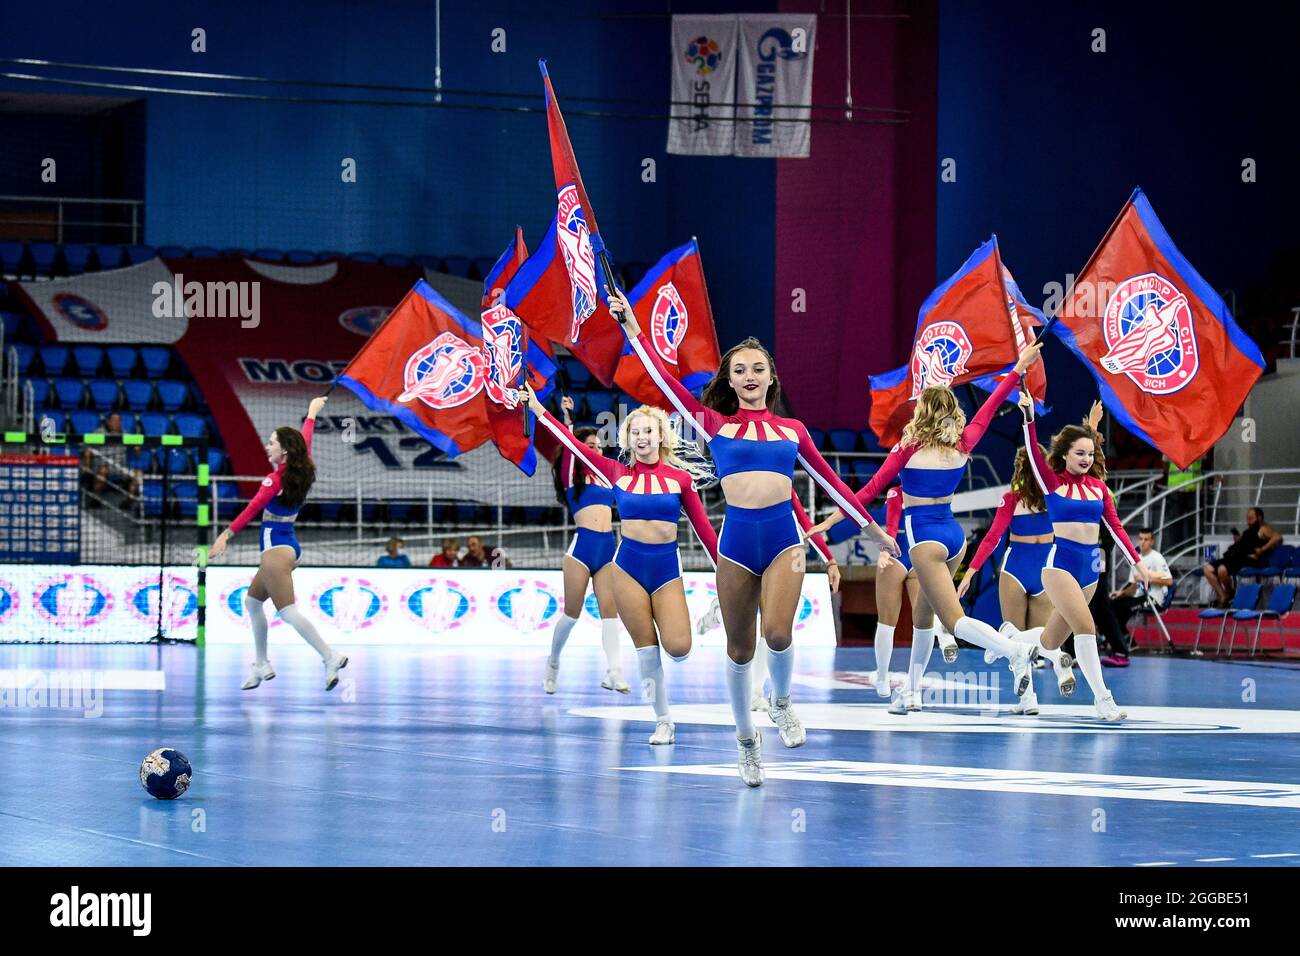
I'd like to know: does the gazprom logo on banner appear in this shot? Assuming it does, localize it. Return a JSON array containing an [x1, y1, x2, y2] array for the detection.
[[51, 293, 109, 332], [32, 574, 114, 630], [491, 579, 561, 631], [752, 27, 807, 147], [402, 580, 475, 632], [152, 273, 261, 329]]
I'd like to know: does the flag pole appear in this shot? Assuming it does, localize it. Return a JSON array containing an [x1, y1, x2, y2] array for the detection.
[[691, 234, 723, 356], [1039, 187, 1140, 338]]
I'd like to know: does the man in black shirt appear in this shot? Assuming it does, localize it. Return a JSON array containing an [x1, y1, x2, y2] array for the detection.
[[1201, 507, 1282, 606]]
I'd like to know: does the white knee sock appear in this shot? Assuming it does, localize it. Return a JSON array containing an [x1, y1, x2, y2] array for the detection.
[[637, 645, 670, 720], [767, 643, 794, 702], [549, 614, 578, 666], [244, 593, 269, 663], [874, 623, 895, 686], [909, 626, 935, 692], [278, 603, 333, 661], [1073, 633, 1110, 699], [750, 636, 769, 698], [726, 656, 756, 739], [955, 616, 1020, 660], [600, 618, 622, 673], [1004, 623, 1063, 665]]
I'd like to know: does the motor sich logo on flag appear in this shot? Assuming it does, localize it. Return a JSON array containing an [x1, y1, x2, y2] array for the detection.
[[649, 282, 689, 365], [909, 321, 974, 396], [399, 331, 487, 410], [1099, 273, 1198, 395], [481, 303, 526, 410], [555, 184, 598, 340]]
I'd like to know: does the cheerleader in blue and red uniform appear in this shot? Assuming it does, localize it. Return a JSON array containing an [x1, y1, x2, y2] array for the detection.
[[613, 286, 894, 786], [528, 386, 719, 745], [209, 396, 348, 691]]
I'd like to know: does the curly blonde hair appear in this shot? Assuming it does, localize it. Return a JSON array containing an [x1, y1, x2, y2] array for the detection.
[[619, 405, 709, 481], [900, 386, 965, 449]]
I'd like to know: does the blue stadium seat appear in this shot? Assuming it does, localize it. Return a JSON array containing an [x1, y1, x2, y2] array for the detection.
[[563, 359, 592, 390], [1195, 583, 1261, 653], [28, 242, 58, 276], [1, 310, 21, 339], [93, 245, 125, 270], [251, 249, 286, 262], [205, 448, 228, 474], [69, 410, 101, 435], [140, 347, 171, 378], [809, 428, 826, 450], [139, 412, 171, 436], [156, 245, 188, 258], [379, 253, 411, 267], [470, 256, 495, 280], [0, 241, 24, 275], [87, 380, 121, 412], [12, 343, 35, 375], [27, 379, 49, 407], [122, 380, 154, 411], [38, 344, 70, 376], [315, 501, 345, 522], [860, 429, 885, 453], [63, 244, 92, 275], [218, 247, 250, 257], [583, 391, 617, 417], [411, 254, 443, 271], [72, 345, 103, 376], [173, 412, 207, 438], [1239, 545, 1295, 581], [314, 251, 344, 262], [172, 482, 199, 518], [348, 252, 379, 264], [386, 500, 419, 522], [188, 381, 207, 407], [142, 481, 165, 517], [126, 447, 154, 472], [828, 428, 860, 453], [106, 346, 138, 377], [156, 380, 188, 412], [189, 246, 219, 258], [442, 255, 471, 278], [125, 245, 156, 264], [35, 409, 65, 432], [164, 448, 192, 474], [286, 250, 316, 264], [52, 378, 85, 408], [117, 412, 137, 433]]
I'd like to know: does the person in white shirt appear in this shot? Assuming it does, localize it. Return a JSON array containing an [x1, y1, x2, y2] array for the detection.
[[1106, 528, 1173, 658]]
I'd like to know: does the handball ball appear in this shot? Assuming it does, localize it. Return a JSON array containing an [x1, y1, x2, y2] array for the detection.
[[139, 748, 193, 800]]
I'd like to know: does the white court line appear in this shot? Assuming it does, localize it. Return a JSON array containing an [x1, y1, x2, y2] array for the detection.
[[0, 669, 165, 690], [614, 759, 1300, 809], [1250, 852, 1298, 859], [1196, 857, 1236, 862], [1135, 862, 1178, 867]]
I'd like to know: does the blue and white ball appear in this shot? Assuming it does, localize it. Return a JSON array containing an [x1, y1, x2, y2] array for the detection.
[[139, 748, 193, 800]]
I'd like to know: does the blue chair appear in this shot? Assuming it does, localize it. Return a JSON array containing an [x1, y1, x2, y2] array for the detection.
[[140, 347, 171, 378], [564, 359, 592, 390], [118, 412, 137, 434], [1239, 545, 1295, 582], [314, 251, 344, 263], [28, 242, 59, 276], [87, 380, 121, 412], [251, 248, 286, 262], [157, 380, 188, 412], [218, 247, 250, 257], [35, 409, 65, 432], [164, 448, 192, 475], [188, 381, 207, 407], [62, 244, 92, 275], [125, 245, 156, 264], [73, 345, 104, 376], [809, 428, 826, 451], [205, 448, 227, 474], [156, 245, 188, 258], [0, 241, 24, 275], [860, 429, 886, 454], [173, 412, 207, 438], [12, 343, 35, 375], [69, 410, 101, 435], [52, 378, 85, 408], [1, 310, 21, 339], [380, 253, 411, 267], [139, 412, 171, 436], [1194, 583, 1261, 655], [348, 252, 379, 264], [38, 344, 70, 376], [584, 391, 617, 418], [27, 379, 50, 406], [106, 346, 138, 377], [315, 500, 345, 522], [189, 246, 219, 258], [93, 245, 125, 270], [442, 255, 471, 277], [172, 481, 199, 518], [122, 380, 154, 411], [1284, 549, 1300, 581], [386, 500, 418, 522], [286, 250, 317, 264], [1232, 583, 1297, 656], [142, 480, 165, 517], [828, 428, 860, 453], [126, 447, 154, 472]]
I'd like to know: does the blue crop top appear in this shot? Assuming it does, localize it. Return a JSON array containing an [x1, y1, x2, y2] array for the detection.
[[613, 480, 685, 523], [707, 430, 798, 480], [1009, 510, 1054, 536], [899, 465, 967, 498], [566, 482, 615, 516], [1043, 493, 1105, 524]]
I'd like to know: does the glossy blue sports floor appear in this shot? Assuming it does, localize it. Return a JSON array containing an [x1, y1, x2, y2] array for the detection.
[[2, 643, 1298, 867]]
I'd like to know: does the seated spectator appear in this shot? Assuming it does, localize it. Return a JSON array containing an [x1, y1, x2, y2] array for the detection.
[[376, 537, 411, 568], [1102, 528, 1173, 664], [1201, 507, 1282, 606], [81, 412, 142, 504], [430, 537, 462, 568], [460, 534, 510, 569]]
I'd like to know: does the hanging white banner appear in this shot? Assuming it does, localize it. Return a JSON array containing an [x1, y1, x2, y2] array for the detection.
[[734, 14, 817, 158], [667, 15, 740, 156]]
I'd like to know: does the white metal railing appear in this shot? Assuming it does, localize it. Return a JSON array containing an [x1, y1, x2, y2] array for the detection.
[[1284, 306, 1300, 360], [0, 194, 144, 246]]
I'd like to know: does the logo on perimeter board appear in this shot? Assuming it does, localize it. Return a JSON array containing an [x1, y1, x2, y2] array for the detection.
[[794, 593, 818, 631], [51, 293, 109, 332], [32, 573, 114, 630], [402, 580, 475, 632], [339, 305, 391, 337], [222, 585, 283, 627], [314, 577, 388, 631], [1100, 273, 1199, 395], [650, 282, 688, 365], [491, 579, 561, 631], [0, 578, 19, 627], [126, 577, 198, 628]]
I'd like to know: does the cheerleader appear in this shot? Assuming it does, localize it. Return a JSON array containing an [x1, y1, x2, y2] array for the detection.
[[527, 387, 719, 745], [1021, 395, 1150, 720], [209, 396, 348, 691], [808, 343, 1046, 707], [543, 395, 628, 695], [612, 286, 893, 786]]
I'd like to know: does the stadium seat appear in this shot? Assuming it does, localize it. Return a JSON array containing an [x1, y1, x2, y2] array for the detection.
[[28, 242, 59, 276], [1230, 583, 1296, 656], [411, 254, 443, 271], [188, 381, 207, 407], [860, 429, 885, 453], [442, 255, 472, 278], [125, 244, 156, 264], [69, 410, 101, 435], [828, 428, 860, 453], [164, 448, 192, 474], [286, 250, 317, 264], [315, 501, 346, 522], [1239, 545, 1295, 581], [126, 447, 154, 472], [348, 252, 379, 264], [380, 253, 411, 267], [87, 380, 121, 411], [157, 380, 189, 412], [809, 428, 826, 450], [93, 245, 126, 270], [12, 343, 35, 375], [140, 347, 171, 378], [386, 500, 420, 522], [35, 409, 64, 432], [122, 380, 154, 411], [218, 247, 251, 257], [52, 378, 85, 408], [470, 256, 496, 280], [189, 246, 219, 258], [1194, 583, 1261, 654], [563, 359, 592, 390], [314, 251, 344, 262], [27, 379, 49, 407], [0, 241, 24, 275], [583, 391, 617, 417], [38, 344, 70, 376], [106, 346, 138, 377], [139, 412, 171, 436], [251, 248, 286, 262], [73, 345, 104, 376], [173, 412, 207, 438], [156, 245, 188, 258], [142, 481, 165, 517], [205, 448, 227, 474], [1, 310, 21, 339], [63, 244, 92, 275], [172, 482, 200, 518], [118, 412, 137, 433]]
